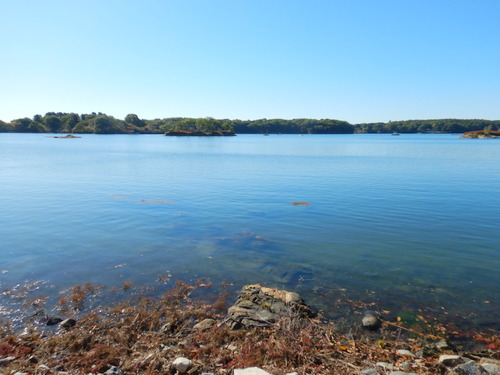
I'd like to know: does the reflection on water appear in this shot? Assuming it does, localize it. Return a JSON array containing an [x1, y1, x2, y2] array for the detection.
[[0, 133, 499, 332]]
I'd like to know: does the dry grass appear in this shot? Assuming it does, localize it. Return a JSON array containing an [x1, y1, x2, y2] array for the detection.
[[0, 280, 497, 375]]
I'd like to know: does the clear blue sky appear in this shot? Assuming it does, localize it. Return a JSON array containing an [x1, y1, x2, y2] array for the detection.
[[1, 0, 499, 124]]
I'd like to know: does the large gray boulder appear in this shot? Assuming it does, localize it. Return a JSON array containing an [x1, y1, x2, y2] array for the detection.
[[226, 284, 315, 329]]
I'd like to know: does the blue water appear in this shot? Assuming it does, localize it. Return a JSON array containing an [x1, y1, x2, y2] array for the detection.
[[1, 133, 499, 330]]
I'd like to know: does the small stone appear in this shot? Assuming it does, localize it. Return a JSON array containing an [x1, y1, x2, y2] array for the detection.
[[285, 373, 298, 375], [45, 316, 63, 326], [453, 361, 488, 375], [172, 357, 192, 373], [397, 349, 415, 357], [13, 373, 28, 375], [227, 344, 237, 351], [362, 311, 381, 330], [389, 372, 418, 375], [439, 354, 466, 367], [361, 369, 379, 375], [37, 365, 50, 371], [400, 361, 411, 371], [60, 318, 77, 328], [376, 362, 394, 370], [193, 318, 216, 331], [104, 366, 123, 375], [481, 363, 500, 374], [233, 368, 273, 375]]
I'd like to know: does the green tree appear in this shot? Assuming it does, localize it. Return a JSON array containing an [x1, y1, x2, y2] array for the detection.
[[125, 114, 145, 127], [43, 115, 62, 132], [61, 113, 80, 132], [12, 118, 33, 132]]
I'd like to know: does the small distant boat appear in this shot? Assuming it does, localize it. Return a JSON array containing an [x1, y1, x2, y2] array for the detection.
[[392, 132, 400, 136]]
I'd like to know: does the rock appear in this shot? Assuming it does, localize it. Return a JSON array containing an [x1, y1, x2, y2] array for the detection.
[[285, 373, 298, 375], [396, 349, 415, 357], [193, 318, 216, 331], [37, 365, 50, 371], [361, 369, 379, 375], [226, 284, 314, 329], [453, 361, 488, 375], [389, 372, 418, 375], [480, 359, 500, 367], [362, 311, 381, 330], [172, 357, 192, 373], [439, 354, 466, 367], [481, 363, 500, 374], [376, 362, 394, 370], [60, 318, 77, 328], [400, 361, 411, 371], [104, 366, 123, 375], [13, 372, 28, 375], [45, 316, 63, 326], [233, 368, 273, 375]]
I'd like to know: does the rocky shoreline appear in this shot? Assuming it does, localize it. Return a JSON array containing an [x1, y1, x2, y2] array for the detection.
[[1, 283, 498, 374]]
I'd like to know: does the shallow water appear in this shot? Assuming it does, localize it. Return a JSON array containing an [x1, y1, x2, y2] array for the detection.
[[1, 133, 499, 331]]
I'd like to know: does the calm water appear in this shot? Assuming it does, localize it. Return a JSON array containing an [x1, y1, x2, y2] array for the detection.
[[1, 133, 499, 331]]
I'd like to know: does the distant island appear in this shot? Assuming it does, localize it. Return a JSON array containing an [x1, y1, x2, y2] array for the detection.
[[1, 112, 499, 135], [461, 127, 500, 139]]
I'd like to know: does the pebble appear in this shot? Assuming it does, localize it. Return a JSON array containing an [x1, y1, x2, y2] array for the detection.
[[439, 354, 466, 367], [396, 349, 415, 357], [172, 357, 192, 373], [376, 362, 394, 370], [37, 365, 50, 371], [389, 372, 418, 375], [361, 369, 379, 375], [362, 311, 381, 330], [45, 316, 63, 326], [104, 366, 123, 375], [60, 318, 77, 328]]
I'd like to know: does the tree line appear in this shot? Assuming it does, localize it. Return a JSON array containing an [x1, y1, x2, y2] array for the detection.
[[354, 119, 500, 134], [0, 112, 498, 134]]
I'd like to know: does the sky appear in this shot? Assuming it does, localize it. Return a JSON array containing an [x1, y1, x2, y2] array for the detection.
[[1, 0, 499, 124]]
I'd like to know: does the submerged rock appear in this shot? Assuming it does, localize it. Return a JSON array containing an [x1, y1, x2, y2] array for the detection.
[[226, 284, 314, 329], [362, 310, 381, 330], [45, 316, 63, 326], [60, 318, 76, 329]]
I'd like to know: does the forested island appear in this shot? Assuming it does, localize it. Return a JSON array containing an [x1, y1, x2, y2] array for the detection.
[[1, 112, 499, 135]]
